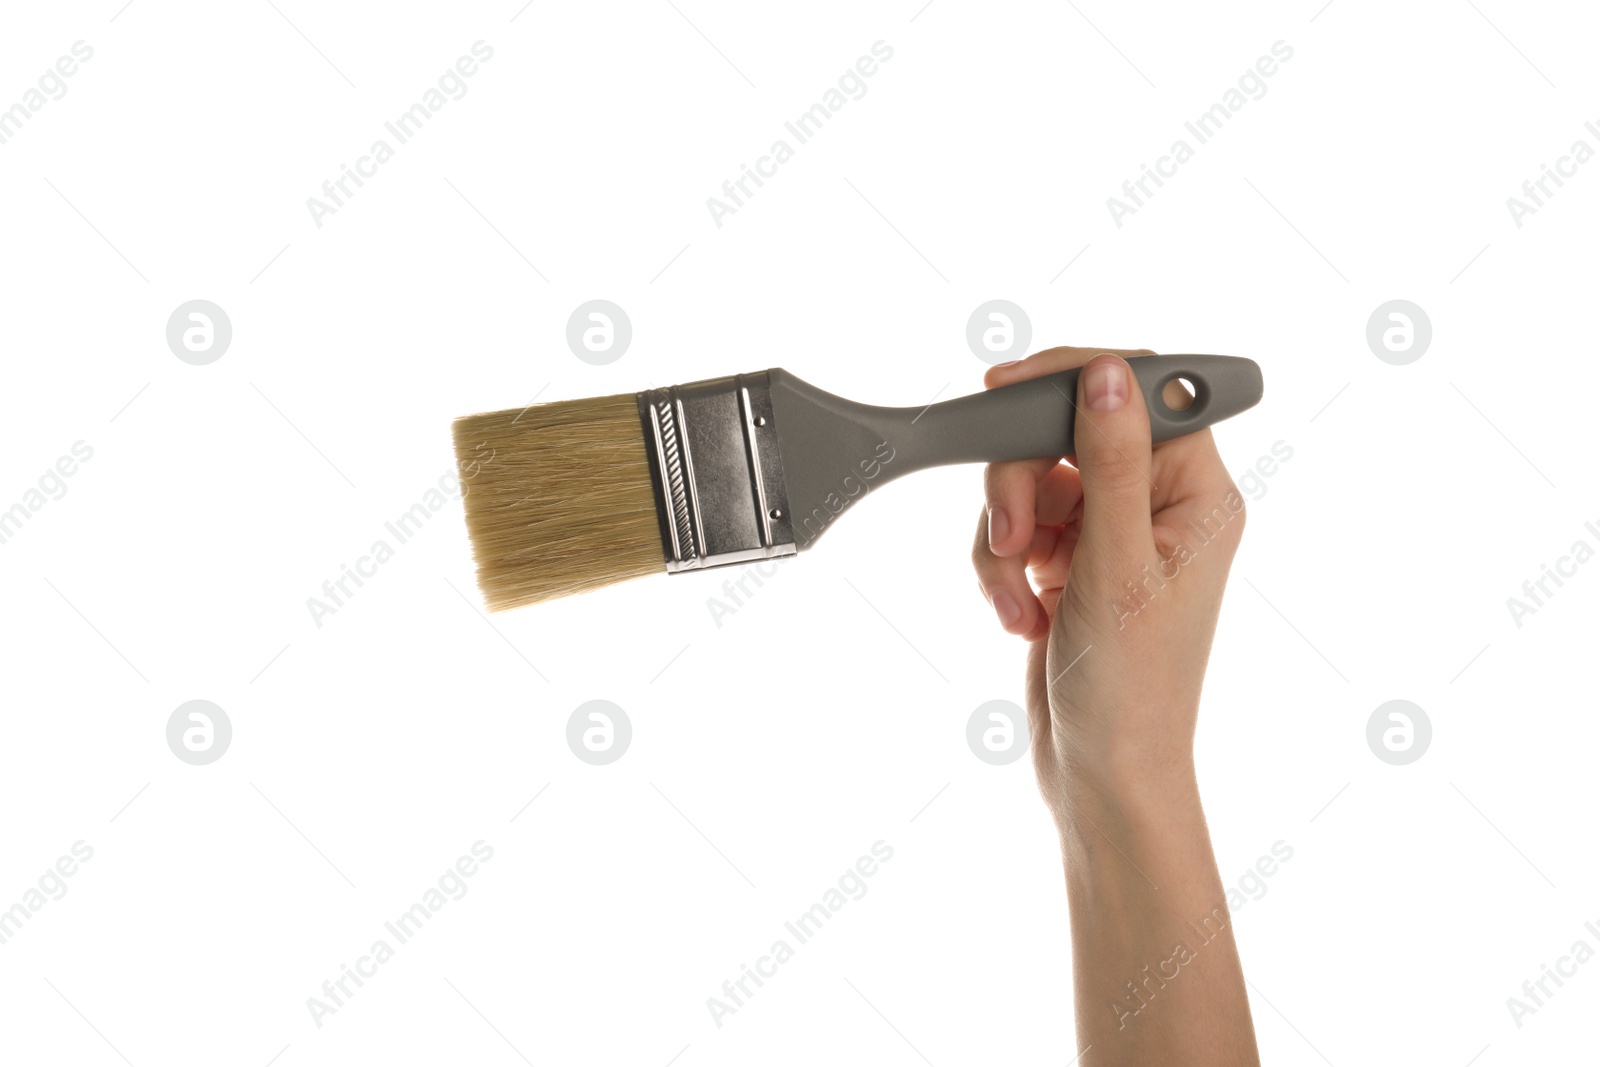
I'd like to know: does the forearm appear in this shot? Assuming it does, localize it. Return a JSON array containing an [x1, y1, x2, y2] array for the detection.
[[1058, 769, 1259, 1066], [972, 349, 1259, 1061]]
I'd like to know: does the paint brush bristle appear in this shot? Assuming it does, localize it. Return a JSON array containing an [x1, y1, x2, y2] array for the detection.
[[452, 393, 664, 611]]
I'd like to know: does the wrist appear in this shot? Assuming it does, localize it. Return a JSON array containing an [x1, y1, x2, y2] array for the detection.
[[1064, 747, 1199, 810], [1053, 756, 1204, 851]]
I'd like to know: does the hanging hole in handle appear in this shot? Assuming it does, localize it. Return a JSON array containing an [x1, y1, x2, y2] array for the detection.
[[1163, 376, 1197, 411], [1157, 372, 1208, 421]]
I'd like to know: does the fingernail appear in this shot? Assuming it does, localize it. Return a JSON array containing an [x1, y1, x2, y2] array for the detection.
[[1084, 359, 1128, 412], [992, 590, 1020, 627], [987, 505, 1010, 549], [994, 359, 1019, 368]]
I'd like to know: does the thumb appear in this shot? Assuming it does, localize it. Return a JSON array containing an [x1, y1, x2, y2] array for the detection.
[[1072, 354, 1154, 566]]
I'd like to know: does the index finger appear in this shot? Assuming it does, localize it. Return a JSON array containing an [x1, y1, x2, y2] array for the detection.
[[983, 346, 1156, 391], [980, 346, 1156, 558]]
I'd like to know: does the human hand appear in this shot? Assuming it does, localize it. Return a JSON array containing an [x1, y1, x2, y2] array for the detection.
[[970, 348, 1248, 816]]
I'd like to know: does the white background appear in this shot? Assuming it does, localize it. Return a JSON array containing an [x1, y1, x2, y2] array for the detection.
[[1, 1, 1596, 1064]]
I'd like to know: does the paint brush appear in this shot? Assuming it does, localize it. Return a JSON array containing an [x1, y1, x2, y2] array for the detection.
[[451, 355, 1263, 611]]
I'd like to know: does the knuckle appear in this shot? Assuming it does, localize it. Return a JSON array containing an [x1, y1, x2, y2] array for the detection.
[[1198, 483, 1249, 547]]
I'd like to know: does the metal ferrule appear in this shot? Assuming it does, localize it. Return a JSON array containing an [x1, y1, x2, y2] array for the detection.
[[637, 371, 797, 573]]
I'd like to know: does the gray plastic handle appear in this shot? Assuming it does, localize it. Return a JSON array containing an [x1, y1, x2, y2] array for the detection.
[[897, 353, 1264, 464], [766, 355, 1264, 549]]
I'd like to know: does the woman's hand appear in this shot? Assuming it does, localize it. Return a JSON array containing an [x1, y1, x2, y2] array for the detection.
[[971, 347, 1259, 1065], [971, 347, 1247, 813]]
